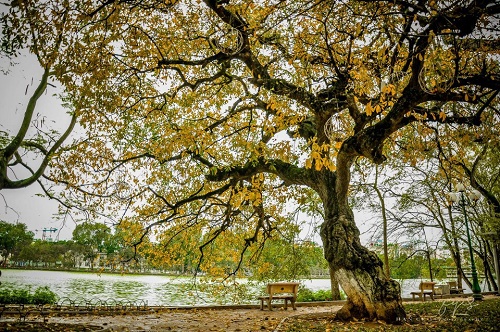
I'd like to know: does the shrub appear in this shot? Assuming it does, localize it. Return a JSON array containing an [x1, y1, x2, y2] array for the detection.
[[10, 288, 32, 304], [297, 287, 339, 302], [32, 286, 58, 304], [0, 286, 58, 305]]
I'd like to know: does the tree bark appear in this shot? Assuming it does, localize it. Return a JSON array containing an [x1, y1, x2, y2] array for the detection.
[[320, 206, 405, 323], [423, 230, 434, 281], [317, 151, 405, 323]]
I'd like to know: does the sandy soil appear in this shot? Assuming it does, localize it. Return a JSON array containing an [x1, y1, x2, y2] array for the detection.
[[0, 305, 342, 332]]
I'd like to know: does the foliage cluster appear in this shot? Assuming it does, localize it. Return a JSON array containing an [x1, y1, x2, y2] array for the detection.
[[388, 254, 454, 280], [0, 286, 58, 305], [1, 220, 138, 271], [15, 240, 84, 268], [0, 221, 34, 264]]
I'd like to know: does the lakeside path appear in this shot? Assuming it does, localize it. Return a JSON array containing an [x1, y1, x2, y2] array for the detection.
[[0, 303, 343, 332], [1, 295, 497, 332]]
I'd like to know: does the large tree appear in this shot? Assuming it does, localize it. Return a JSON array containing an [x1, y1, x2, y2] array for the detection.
[[4, 0, 500, 323]]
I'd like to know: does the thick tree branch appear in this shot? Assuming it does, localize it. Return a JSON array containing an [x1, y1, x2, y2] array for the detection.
[[3, 68, 50, 159], [206, 157, 317, 189], [4, 112, 77, 189]]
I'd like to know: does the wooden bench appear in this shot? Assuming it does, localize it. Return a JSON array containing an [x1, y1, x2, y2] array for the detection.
[[410, 281, 436, 301], [447, 281, 465, 294], [258, 282, 299, 310]]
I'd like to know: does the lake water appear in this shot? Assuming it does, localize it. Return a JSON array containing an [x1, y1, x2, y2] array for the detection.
[[0, 269, 476, 306]]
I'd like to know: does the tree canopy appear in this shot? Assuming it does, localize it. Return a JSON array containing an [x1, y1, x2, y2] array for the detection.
[[1, 0, 499, 323], [0, 220, 34, 265]]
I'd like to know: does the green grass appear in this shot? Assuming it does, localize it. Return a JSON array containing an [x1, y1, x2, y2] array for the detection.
[[284, 297, 500, 331]]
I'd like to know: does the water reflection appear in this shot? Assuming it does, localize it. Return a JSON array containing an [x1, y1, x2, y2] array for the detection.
[[1, 269, 480, 306], [112, 281, 147, 298], [0, 269, 261, 306], [68, 279, 106, 297]]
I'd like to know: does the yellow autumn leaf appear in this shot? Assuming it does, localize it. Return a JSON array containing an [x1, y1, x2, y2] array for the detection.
[[311, 151, 321, 160], [365, 101, 373, 116], [305, 158, 313, 169], [439, 111, 446, 121], [314, 159, 323, 170]]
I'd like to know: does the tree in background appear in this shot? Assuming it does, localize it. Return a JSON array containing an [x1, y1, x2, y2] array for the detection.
[[72, 222, 113, 270], [435, 124, 500, 292], [0, 221, 34, 266], [357, 117, 500, 291], [2, 0, 499, 323]]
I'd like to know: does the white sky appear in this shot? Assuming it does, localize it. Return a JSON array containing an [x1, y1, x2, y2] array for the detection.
[[1, 52, 75, 240]]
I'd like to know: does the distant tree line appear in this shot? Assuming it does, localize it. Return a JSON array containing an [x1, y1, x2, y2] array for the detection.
[[0, 220, 330, 277], [0, 220, 138, 271], [2, 219, 462, 280]]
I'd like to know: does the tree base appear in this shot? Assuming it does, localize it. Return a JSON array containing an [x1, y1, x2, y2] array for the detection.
[[334, 268, 406, 324], [335, 299, 405, 324]]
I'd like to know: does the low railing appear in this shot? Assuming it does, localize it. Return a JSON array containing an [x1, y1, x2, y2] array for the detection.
[[0, 297, 150, 322]]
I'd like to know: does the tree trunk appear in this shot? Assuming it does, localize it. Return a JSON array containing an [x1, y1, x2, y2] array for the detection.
[[374, 166, 390, 278], [423, 230, 434, 281], [484, 240, 499, 291], [446, 205, 465, 288], [321, 208, 405, 323], [329, 265, 342, 300], [317, 151, 405, 324]]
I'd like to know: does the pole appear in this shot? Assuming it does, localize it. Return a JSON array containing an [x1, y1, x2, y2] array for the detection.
[[494, 244, 500, 296], [460, 192, 483, 301]]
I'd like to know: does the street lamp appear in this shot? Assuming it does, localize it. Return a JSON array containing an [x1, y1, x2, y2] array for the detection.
[[447, 183, 483, 301]]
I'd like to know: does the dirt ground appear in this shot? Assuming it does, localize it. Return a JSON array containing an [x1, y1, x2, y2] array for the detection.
[[0, 304, 342, 332], [3, 296, 494, 332]]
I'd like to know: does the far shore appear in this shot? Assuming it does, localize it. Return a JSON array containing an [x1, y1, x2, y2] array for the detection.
[[0, 265, 331, 279]]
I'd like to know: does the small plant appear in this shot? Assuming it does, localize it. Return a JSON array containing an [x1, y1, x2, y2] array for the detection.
[[297, 287, 343, 302], [11, 288, 32, 304], [0, 286, 58, 305], [32, 286, 58, 304]]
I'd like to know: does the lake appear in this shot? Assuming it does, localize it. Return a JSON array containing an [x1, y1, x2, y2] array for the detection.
[[0, 269, 475, 306]]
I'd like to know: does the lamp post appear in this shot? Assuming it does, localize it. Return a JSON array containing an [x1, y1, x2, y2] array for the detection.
[[448, 183, 483, 301]]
